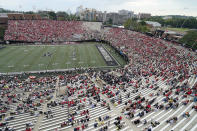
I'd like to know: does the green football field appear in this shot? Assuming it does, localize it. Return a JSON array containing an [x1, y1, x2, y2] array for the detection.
[[0, 42, 126, 73]]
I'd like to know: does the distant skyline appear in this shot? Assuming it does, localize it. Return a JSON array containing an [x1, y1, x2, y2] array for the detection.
[[0, 0, 197, 16]]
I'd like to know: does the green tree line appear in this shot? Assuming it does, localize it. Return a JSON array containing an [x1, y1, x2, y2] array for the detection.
[[179, 30, 197, 50], [0, 27, 6, 41], [144, 16, 197, 29], [0, 8, 80, 21]]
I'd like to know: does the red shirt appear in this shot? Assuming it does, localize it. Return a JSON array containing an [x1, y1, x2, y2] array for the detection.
[[120, 116, 122, 120], [26, 128, 31, 131]]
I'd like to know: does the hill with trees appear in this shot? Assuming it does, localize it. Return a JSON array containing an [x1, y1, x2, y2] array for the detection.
[[143, 16, 197, 29]]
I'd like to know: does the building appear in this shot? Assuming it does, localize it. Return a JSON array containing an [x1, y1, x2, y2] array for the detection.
[[106, 13, 119, 24], [145, 21, 161, 28], [138, 13, 151, 19], [105, 13, 130, 25], [76, 6, 105, 22], [1, 13, 42, 20], [105, 10, 134, 25], [103, 11, 107, 22], [0, 13, 8, 28], [0, 13, 42, 30], [118, 9, 134, 17], [76, 5, 84, 17], [153, 29, 184, 41], [76, 6, 135, 24]]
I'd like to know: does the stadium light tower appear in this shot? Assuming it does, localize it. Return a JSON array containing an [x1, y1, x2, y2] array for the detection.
[[67, 9, 71, 15], [181, 18, 187, 28], [181, 8, 188, 28], [18, 5, 22, 12]]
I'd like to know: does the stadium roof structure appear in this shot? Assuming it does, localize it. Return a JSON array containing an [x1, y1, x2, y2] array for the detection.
[[0, 13, 8, 18], [145, 21, 161, 27]]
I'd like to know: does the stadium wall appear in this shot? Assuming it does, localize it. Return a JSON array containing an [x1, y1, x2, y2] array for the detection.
[[96, 44, 118, 66], [82, 21, 102, 32]]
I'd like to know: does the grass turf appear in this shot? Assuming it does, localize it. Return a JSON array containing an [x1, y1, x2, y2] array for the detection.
[[0, 42, 126, 73]]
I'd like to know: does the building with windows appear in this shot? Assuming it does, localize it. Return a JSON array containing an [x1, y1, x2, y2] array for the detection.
[[105, 10, 134, 25], [76, 6, 105, 22], [138, 13, 151, 19], [118, 10, 134, 17], [76, 6, 135, 24]]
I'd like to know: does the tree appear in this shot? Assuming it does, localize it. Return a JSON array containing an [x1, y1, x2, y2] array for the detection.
[[108, 18, 113, 25], [69, 14, 80, 20], [25, 11, 34, 14], [140, 25, 150, 33], [144, 16, 197, 29], [124, 19, 132, 29], [0, 27, 6, 40], [48, 11, 57, 20], [143, 16, 165, 26], [56, 11, 69, 20], [124, 19, 150, 33], [124, 18, 138, 30], [139, 20, 146, 26], [179, 30, 197, 50]]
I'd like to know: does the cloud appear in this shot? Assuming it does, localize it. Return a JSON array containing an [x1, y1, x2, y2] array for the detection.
[[0, 0, 196, 16]]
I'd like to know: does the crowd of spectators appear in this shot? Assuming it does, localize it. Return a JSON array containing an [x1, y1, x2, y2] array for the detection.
[[98, 27, 197, 130], [0, 75, 57, 131], [57, 73, 118, 130], [1, 20, 197, 131], [4, 20, 86, 42]]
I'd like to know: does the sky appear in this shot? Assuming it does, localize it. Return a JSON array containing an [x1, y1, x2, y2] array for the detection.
[[0, 0, 197, 16]]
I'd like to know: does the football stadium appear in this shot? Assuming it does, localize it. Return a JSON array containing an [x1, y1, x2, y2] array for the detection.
[[0, 4, 197, 131]]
